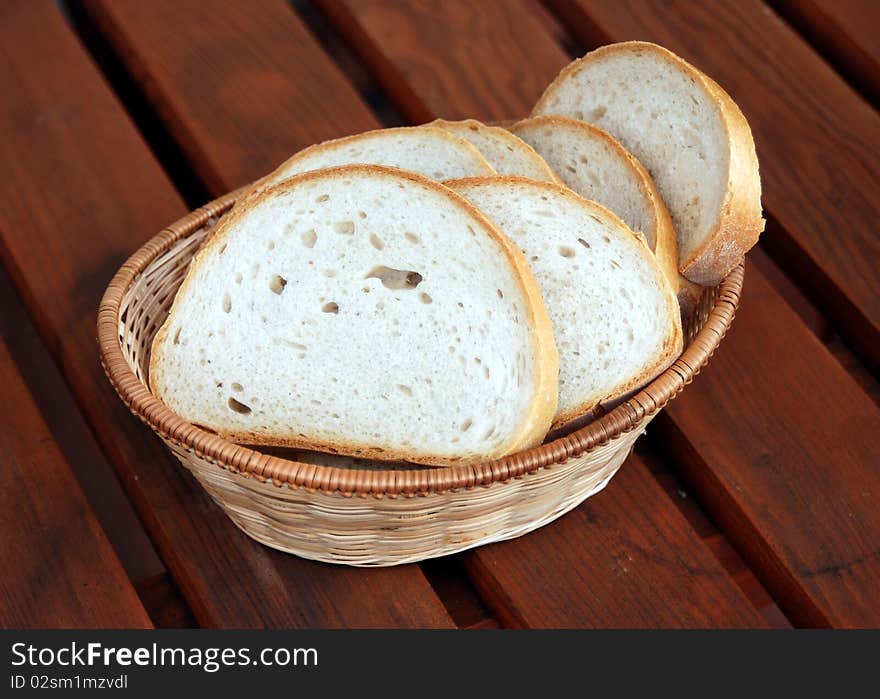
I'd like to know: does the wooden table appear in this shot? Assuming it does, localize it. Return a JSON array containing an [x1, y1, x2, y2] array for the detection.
[[1, 0, 878, 629]]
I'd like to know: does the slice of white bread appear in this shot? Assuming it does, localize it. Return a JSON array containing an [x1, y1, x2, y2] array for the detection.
[[512, 115, 705, 318], [431, 118, 561, 183], [511, 115, 680, 295], [448, 176, 682, 431], [253, 126, 495, 197], [532, 41, 763, 286], [150, 165, 558, 465]]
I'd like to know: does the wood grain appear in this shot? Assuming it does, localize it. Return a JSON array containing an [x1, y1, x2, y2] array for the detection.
[[469, 454, 765, 628], [317, 0, 569, 123], [637, 443, 791, 628], [0, 339, 152, 629], [546, 0, 880, 373], [0, 258, 167, 586], [318, 0, 766, 628], [0, 0, 451, 628], [134, 574, 197, 629], [748, 244, 880, 407], [319, 0, 880, 626], [656, 264, 880, 627], [773, 0, 880, 105], [82, 0, 380, 193]]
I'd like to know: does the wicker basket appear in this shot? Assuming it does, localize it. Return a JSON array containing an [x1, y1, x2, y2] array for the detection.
[[98, 189, 743, 566]]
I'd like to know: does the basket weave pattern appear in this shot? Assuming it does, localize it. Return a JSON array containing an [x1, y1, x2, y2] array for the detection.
[[98, 191, 742, 566]]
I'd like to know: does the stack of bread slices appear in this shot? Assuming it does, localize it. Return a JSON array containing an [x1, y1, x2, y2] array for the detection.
[[150, 42, 763, 467]]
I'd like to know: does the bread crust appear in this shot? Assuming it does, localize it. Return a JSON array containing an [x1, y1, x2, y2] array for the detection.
[[447, 175, 683, 432], [150, 164, 558, 467], [532, 41, 763, 287], [239, 125, 496, 204], [511, 114, 680, 295], [677, 275, 705, 320], [431, 118, 564, 185], [683, 75, 764, 285]]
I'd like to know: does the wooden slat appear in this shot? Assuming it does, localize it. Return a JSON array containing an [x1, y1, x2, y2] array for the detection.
[[315, 0, 568, 122], [82, 0, 379, 193], [316, 0, 766, 628], [657, 265, 880, 627], [547, 0, 880, 372], [0, 0, 451, 628], [1, 261, 194, 625], [134, 574, 197, 629], [469, 454, 765, 627], [318, 0, 880, 626], [0, 259, 167, 586], [773, 0, 880, 106], [748, 245, 880, 407], [637, 443, 791, 628], [0, 339, 152, 629]]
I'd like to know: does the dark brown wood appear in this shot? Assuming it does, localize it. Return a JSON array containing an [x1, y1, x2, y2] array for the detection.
[[637, 443, 791, 628], [0, 0, 452, 628], [748, 245, 880, 407], [0, 259, 167, 586], [318, 0, 766, 628], [82, 0, 380, 194], [420, 559, 495, 628], [773, 0, 880, 106], [0, 339, 152, 629], [318, 0, 880, 627], [547, 0, 880, 373], [657, 264, 880, 627], [134, 574, 197, 629], [467, 453, 765, 627], [316, 0, 570, 123]]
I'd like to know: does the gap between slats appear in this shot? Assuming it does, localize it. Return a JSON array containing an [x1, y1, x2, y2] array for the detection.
[[0, 264, 196, 627], [290, 0, 407, 127], [769, 0, 879, 109], [59, 0, 211, 208]]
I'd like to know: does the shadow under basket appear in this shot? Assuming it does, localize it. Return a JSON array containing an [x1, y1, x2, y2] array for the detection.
[[98, 189, 744, 567]]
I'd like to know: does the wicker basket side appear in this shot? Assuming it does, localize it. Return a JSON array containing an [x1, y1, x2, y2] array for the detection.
[[165, 418, 646, 566]]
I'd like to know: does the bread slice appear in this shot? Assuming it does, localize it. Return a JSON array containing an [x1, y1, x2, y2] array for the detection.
[[431, 118, 561, 183], [511, 115, 680, 295], [251, 126, 495, 199], [150, 165, 558, 465], [512, 115, 705, 318], [448, 176, 682, 431], [532, 41, 763, 286]]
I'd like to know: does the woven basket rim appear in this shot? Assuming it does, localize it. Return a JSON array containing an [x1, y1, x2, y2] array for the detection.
[[97, 188, 743, 497]]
